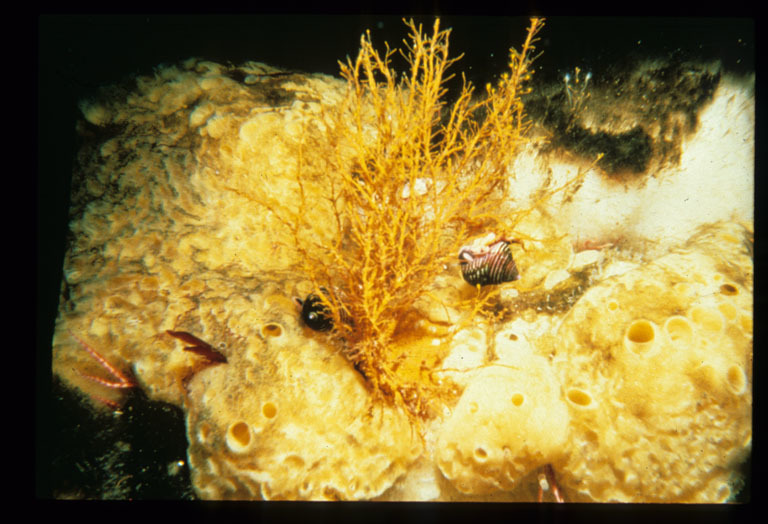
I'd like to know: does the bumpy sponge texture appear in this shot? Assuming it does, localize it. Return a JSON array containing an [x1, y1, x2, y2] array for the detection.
[[184, 286, 421, 500], [555, 222, 752, 502], [436, 357, 569, 495]]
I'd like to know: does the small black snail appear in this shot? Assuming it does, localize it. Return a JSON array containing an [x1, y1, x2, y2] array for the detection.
[[295, 292, 334, 331], [458, 233, 520, 286]]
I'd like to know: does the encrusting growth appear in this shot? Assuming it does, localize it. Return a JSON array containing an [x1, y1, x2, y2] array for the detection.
[[257, 18, 547, 416]]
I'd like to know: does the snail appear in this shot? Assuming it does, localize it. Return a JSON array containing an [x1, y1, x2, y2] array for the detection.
[[458, 233, 521, 286], [294, 287, 355, 332], [294, 292, 334, 331]]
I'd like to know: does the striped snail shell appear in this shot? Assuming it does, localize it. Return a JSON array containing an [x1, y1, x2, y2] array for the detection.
[[458, 236, 520, 286]]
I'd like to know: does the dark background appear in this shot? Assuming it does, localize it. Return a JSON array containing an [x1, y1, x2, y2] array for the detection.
[[37, 14, 755, 501]]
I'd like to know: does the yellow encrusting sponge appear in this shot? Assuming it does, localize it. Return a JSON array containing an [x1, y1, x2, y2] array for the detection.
[[555, 222, 752, 502], [435, 356, 569, 495]]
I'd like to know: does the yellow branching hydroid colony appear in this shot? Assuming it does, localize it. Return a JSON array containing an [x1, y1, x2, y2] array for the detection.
[[259, 18, 545, 416]]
